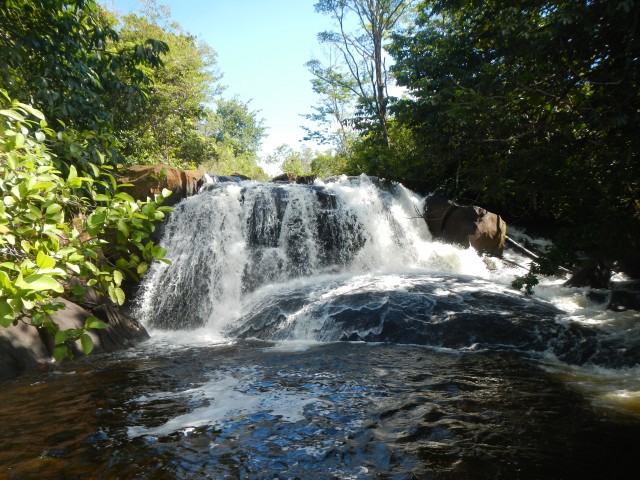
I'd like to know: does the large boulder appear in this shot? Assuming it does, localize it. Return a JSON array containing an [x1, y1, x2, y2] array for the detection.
[[0, 291, 148, 381], [118, 164, 206, 206], [424, 196, 507, 256]]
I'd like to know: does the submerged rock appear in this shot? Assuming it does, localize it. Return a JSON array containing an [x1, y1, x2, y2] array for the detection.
[[230, 273, 640, 369], [564, 259, 612, 289]]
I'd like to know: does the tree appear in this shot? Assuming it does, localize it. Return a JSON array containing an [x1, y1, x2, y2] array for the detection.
[[0, 0, 174, 357], [390, 0, 640, 268], [265, 144, 313, 177], [0, 0, 167, 166], [208, 97, 266, 158], [114, 0, 222, 167], [311, 0, 414, 147], [303, 51, 357, 155], [196, 96, 267, 178]]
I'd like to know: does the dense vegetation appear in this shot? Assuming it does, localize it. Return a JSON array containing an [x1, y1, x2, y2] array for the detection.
[[0, 0, 268, 353], [307, 0, 640, 273]]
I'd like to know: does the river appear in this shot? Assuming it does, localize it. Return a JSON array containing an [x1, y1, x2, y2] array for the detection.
[[1, 175, 639, 479]]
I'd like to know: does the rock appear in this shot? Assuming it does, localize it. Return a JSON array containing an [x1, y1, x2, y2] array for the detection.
[[564, 259, 612, 289], [272, 173, 317, 185], [608, 281, 640, 312], [118, 164, 205, 206], [0, 292, 148, 381], [424, 196, 507, 256]]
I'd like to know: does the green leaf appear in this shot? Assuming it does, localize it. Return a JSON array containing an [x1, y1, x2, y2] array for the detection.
[[15, 132, 25, 149], [113, 269, 124, 286], [152, 245, 167, 260], [114, 192, 135, 203], [67, 164, 80, 187], [80, 333, 94, 355], [114, 287, 126, 305], [71, 283, 85, 297], [15, 273, 64, 293], [93, 193, 111, 202], [137, 262, 148, 275], [54, 330, 69, 345], [0, 109, 25, 122], [53, 344, 70, 362], [36, 251, 57, 270], [15, 102, 45, 120], [0, 300, 14, 327], [111, 286, 126, 306], [0, 270, 13, 289], [31, 312, 45, 327], [46, 203, 62, 216], [85, 316, 108, 330]]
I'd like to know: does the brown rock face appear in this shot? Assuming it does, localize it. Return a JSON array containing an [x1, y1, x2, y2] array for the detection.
[[424, 196, 507, 256], [0, 292, 149, 381], [272, 173, 317, 185], [118, 164, 205, 206]]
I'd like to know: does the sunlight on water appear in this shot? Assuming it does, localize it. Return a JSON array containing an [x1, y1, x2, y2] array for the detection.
[[2, 178, 640, 479], [136, 175, 491, 333], [127, 365, 322, 438], [542, 359, 640, 417], [133, 176, 640, 421]]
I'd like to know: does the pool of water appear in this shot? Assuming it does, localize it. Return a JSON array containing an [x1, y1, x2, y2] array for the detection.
[[1, 338, 639, 479]]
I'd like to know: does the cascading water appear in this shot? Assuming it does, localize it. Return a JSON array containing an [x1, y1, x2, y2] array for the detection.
[[3, 175, 640, 479], [136, 174, 488, 332], [135, 175, 639, 368]]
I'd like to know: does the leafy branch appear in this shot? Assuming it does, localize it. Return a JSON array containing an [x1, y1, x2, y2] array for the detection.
[[0, 92, 171, 361]]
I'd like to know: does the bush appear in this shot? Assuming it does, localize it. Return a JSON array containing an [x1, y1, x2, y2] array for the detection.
[[0, 92, 172, 360]]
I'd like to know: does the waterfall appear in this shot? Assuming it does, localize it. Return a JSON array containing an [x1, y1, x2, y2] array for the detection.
[[136, 175, 488, 331]]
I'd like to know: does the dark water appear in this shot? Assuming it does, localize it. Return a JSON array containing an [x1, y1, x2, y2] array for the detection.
[[1, 339, 639, 479]]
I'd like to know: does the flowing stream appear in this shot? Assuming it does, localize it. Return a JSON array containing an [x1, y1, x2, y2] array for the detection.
[[2, 175, 640, 479]]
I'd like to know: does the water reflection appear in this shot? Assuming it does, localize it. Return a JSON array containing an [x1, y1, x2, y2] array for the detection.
[[1, 341, 639, 479]]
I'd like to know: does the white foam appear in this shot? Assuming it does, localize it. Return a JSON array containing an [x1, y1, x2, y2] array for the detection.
[[127, 366, 321, 438], [541, 358, 640, 417]]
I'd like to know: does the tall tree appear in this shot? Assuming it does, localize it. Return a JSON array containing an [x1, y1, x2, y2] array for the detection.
[[208, 97, 266, 158], [114, 0, 222, 166], [198, 96, 268, 179], [311, 0, 413, 147], [303, 52, 356, 155], [390, 0, 640, 267], [0, 0, 167, 166]]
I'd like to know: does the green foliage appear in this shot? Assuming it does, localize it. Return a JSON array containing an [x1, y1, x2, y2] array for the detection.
[[302, 58, 358, 155], [0, 93, 171, 359], [312, 0, 414, 147], [389, 0, 640, 266], [209, 97, 267, 158], [310, 150, 349, 178], [264, 144, 347, 178], [0, 0, 168, 167], [197, 97, 267, 178], [265, 145, 313, 177], [113, 2, 267, 175], [114, 1, 222, 167]]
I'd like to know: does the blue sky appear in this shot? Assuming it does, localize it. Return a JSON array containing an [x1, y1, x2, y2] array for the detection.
[[102, 0, 333, 157]]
